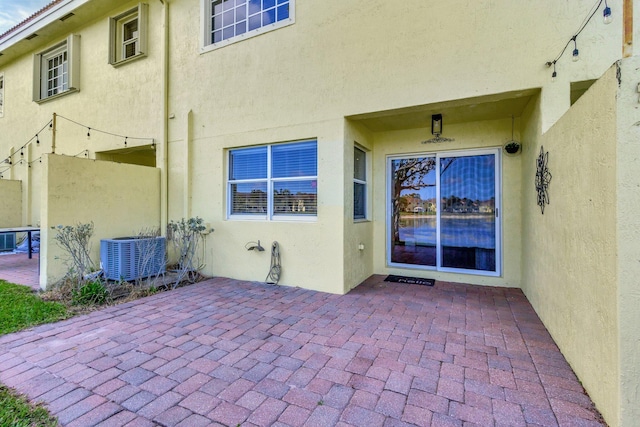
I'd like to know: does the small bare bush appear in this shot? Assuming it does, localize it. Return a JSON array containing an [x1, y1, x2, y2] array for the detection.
[[167, 217, 207, 289], [51, 222, 96, 283]]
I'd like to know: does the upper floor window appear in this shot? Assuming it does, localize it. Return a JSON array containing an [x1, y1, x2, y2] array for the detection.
[[33, 35, 80, 103], [0, 74, 4, 117], [228, 139, 317, 220], [203, 0, 294, 51], [109, 3, 148, 66]]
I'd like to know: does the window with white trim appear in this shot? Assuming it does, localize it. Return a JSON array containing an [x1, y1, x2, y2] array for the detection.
[[354, 146, 367, 220], [0, 74, 4, 117], [203, 0, 294, 50], [109, 3, 148, 66], [33, 35, 80, 102], [228, 139, 317, 219]]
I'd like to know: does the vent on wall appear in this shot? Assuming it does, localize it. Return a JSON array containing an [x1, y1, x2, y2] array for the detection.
[[100, 236, 166, 281]]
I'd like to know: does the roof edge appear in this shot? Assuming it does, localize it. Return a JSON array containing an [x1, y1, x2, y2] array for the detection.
[[0, 0, 89, 52]]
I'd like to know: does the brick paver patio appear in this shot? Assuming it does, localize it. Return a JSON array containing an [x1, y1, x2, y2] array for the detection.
[[0, 275, 604, 426], [0, 252, 40, 290]]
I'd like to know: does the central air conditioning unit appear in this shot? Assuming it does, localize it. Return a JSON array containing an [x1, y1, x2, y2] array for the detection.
[[100, 236, 166, 281]]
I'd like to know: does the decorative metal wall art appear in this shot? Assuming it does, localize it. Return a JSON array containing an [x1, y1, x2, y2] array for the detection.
[[535, 146, 552, 214]]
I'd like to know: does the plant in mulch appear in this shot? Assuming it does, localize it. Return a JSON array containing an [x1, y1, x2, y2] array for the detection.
[[51, 222, 97, 283], [167, 217, 207, 289], [71, 280, 109, 306]]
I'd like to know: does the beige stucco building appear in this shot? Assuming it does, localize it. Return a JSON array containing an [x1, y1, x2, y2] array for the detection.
[[0, 0, 639, 425]]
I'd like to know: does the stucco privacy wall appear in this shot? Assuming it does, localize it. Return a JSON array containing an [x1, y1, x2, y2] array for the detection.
[[0, 179, 21, 227], [520, 65, 619, 425], [179, 118, 347, 294], [370, 118, 522, 288], [615, 56, 640, 427], [40, 155, 160, 289]]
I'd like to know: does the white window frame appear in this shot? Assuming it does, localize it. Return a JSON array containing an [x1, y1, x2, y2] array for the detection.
[[354, 145, 368, 221], [33, 35, 80, 103], [227, 139, 317, 221], [109, 3, 148, 66], [201, 0, 295, 53], [0, 73, 4, 118]]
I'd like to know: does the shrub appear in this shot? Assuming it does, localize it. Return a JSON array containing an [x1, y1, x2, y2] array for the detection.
[[71, 280, 108, 306]]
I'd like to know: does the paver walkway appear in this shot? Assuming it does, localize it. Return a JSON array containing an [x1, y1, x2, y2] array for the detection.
[[0, 252, 40, 290], [0, 276, 604, 426]]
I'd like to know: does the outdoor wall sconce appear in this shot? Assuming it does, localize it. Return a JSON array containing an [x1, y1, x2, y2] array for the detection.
[[422, 113, 454, 144], [432, 114, 443, 136]]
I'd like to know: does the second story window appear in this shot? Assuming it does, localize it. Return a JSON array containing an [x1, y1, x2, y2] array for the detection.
[[122, 17, 139, 59], [43, 46, 67, 97], [109, 3, 148, 66], [33, 35, 80, 103], [203, 0, 294, 51]]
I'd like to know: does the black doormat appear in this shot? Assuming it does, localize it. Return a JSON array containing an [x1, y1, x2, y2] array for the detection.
[[384, 275, 435, 286]]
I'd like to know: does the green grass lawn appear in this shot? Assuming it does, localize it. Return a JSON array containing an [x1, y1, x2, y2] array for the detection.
[[0, 280, 69, 426], [0, 280, 68, 335], [0, 385, 58, 427]]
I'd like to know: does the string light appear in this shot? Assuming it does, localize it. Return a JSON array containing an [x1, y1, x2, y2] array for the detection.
[[2, 115, 153, 170], [603, 0, 612, 24], [544, 0, 610, 80], [1, 120, 51, 166], [56, 114, 154, 145]]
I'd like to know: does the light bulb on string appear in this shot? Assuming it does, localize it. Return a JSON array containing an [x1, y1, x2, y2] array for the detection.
[[572, 37, 579, 62], [547, 61, 557, 82], [87, 128, 91, 139], [603, 1, 612, 24], [36, 134, 40, 145], [124, 137, 128, 147]]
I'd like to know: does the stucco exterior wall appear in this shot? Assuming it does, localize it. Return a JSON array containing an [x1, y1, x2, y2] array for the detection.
[[40, 154, 160, 289], [163, 0, 623, 293], [615, 56, 640, 427], [0, 179, 22, 227], [520, 65, 619, 425], [166, 0, 622, 139], [181, 119, 347, 294]]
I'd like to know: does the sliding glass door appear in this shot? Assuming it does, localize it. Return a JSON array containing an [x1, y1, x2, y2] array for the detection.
[[388, 149, 500, 276]]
